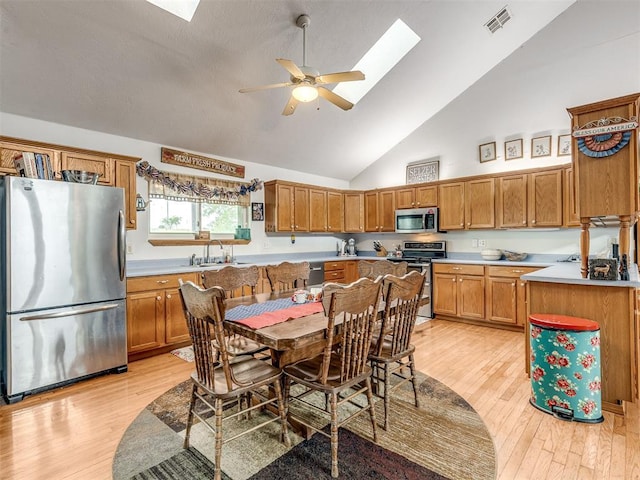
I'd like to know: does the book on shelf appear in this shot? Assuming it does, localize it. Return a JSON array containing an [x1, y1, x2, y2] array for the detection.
[[13, 152, 38, 178], [34, 153, 46, 179], [44, 154, 53, 180]]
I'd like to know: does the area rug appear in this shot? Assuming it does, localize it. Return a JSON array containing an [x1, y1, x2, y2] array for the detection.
[[170, 346, 194, 363], [113, 372, 496, 480]]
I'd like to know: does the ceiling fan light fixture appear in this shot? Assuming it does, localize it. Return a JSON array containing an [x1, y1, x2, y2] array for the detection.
[[292, 84, 318, 103]]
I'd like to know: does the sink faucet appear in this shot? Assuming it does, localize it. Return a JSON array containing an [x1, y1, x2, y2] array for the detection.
[[205, 240, 224, 263]]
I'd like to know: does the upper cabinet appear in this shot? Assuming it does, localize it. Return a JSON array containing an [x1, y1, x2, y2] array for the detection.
[[496, 169, 563, 228], [395, 185, 438, 209], [563, 166, 580, 227], [309, 187, 327, 232], [326, 190, 344, 233], [364, 189, 395, 232], [439, 178, 495, 230], [344, 192, 364, 233], [0, 136, 139, 229]]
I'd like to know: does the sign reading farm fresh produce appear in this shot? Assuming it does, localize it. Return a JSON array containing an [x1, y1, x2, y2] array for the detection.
[[161, 147, 245, 178]]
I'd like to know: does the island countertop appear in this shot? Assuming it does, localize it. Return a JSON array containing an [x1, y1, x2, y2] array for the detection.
[[521, 262, 640, 287]]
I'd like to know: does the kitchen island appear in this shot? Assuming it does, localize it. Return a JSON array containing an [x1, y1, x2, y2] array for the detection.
[[522, 263, 640, 415]]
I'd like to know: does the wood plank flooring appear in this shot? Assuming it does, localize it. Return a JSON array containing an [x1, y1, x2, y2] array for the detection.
[[0, 319, 638, 479]]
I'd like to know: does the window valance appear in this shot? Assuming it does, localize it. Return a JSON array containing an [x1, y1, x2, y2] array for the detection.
[[136, 161, 262, 206]]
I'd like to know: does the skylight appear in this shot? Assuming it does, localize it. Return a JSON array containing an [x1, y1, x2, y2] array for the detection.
[[333, 19, 420, 105], [146, 0, 200, 22]]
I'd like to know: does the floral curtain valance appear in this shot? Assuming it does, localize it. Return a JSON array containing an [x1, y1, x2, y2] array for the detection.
[[136, 161, 262, 206]]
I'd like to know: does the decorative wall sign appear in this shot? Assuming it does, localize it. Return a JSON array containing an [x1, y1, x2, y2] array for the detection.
[[572, 116, 637, 158], [557, 134, 572, 156], [504, 139, 523, 160], [406, 158, 439, 184], [252, 202, 264, 221], [531, 135, 551, 158], [161, 147, 245, 178], [478, 142, 496, 163]]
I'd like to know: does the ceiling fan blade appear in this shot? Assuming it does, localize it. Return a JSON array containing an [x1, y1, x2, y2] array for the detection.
[[239, 82, 292, 93], [317, 87, 354, 111], [282, 95, 299, 116], [276, 58, 305, 80], [316, 70, 365, 84]]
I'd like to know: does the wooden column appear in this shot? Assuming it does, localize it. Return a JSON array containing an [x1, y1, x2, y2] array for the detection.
[[580, 217, 591, 278]]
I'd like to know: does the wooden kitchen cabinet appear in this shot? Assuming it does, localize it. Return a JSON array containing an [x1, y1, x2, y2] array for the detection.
[[309, 187, 327, 232], [324, 260, 358, 283], [126, 272, 198, 359], [0, 136, 140, 230], [364, 189, 395, 232], [563, 166, 580, 227], [395, 184, 438, 209], [433, 263, 485, 319], [439, 179, 494, 230], [326, 190, 343, 232], [486, 266, 541, 326], [264, 181, 309, 232], [343, 192, 364, 232], [497, 169, 563, 228]]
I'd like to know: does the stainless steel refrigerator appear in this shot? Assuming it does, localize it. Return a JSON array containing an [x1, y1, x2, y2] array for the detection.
[[1, 176, 127, 403]]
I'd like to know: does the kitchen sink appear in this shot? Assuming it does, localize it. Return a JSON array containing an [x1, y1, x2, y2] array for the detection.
[[198, 262, 248, 267]]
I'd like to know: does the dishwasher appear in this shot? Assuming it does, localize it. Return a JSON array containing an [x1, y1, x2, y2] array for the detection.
[[308, 261, 324, 286]]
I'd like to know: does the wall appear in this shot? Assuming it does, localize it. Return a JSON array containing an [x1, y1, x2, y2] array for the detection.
[[349, 0, 639, 256], [0, 112, 350, 261]]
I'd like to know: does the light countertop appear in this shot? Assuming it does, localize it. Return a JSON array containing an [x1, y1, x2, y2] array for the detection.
[[521, 262, 640, 287]]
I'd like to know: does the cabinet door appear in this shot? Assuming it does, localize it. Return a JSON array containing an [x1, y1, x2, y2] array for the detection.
[[326, 190, 344, 232], [516, 279, 528, 326], [164, 288, 190, 344], [309, 188, 327, 232], [395, 187, 415, 209], [61, 151, 114, 185], [529, 169, 563, 227], [457, 274, 485, 319], [115, 160, 137, 229], [487, 277, 517, 324], [415, 185, 438, 207], [379, 190, 396, 232], [364, 191, 380, 232], [1, 141, 58, 176], [293, 186, 309, 232], [344, 192, 364, 232], [276, 183, 294, 232], [465, 178, 495, 229], [497, 174, 527, 228], [343, 261, 358, 283], [563, 167, 580, 227], [126, 290, 165, 352], [438, 182, 465, 230], [433, 273, 457, 315]]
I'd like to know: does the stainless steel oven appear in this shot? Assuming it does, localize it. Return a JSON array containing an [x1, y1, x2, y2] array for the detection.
[[386, 241, 446, 320]]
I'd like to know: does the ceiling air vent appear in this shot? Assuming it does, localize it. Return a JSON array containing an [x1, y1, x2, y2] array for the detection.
[[485, 6, 512, 34]]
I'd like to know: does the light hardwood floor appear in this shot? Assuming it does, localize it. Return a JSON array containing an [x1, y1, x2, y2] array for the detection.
[[0, 319, 638, 479]]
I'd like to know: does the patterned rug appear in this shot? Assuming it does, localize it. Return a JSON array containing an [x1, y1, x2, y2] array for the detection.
[[113, 372, 496, 480], [170, 346, 194, 363]]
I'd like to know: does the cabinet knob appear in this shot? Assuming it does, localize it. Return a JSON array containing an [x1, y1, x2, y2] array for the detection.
[[520, 282, 525, 287], [459, 279, 463, 282], [522, 220, 526, 225], [511, 283, 515, 287], [467, 222, 470, 226], [166, 294, 172, 299], [452, 278, 456, 282], [157, 280, 169, 284], [460, 223, 464, 227], [131, 219, 135, 224], [156, 296, 162, 301], [531, 220, 536, 224]]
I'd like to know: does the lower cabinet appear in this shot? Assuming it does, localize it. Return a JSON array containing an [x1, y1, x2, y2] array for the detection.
[[126, 272, 198, 359], [434, 262, 542, 328], [433, 264, 485, 319], [324, 260, 358, 283]]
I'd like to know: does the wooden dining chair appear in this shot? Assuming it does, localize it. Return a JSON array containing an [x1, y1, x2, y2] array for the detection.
[[368, 270, 425, 430], [358, 259, 408, 280], [200, 265, 267, 357], [283, 277, 382, 478], [266, 261, 310, 293], [178, 280, 290, 480]]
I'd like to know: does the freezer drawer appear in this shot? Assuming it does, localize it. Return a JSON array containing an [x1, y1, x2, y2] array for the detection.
[[4, 299, 127, 401]]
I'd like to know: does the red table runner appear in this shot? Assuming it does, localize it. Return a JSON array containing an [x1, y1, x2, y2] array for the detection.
[[232, 301, 324, 329]]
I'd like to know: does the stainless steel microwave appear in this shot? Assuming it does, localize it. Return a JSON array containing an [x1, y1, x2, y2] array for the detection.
[[395, 207, 439, 233]]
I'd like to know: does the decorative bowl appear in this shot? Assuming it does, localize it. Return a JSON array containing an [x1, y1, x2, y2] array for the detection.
[[61, 170, 101, 184], [503, 250, 528, 261], [481, 249, 503, 260]]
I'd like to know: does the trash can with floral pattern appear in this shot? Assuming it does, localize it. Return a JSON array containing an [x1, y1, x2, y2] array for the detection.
[[529, 313, 603, 423]]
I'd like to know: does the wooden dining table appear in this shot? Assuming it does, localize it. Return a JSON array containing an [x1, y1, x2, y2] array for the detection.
[[223, 291, 334, 368]]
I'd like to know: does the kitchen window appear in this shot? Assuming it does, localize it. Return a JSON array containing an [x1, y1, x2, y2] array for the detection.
[[149, 198, 248, 235]]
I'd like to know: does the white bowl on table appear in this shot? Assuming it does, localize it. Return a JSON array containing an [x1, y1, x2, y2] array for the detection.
[[481, 249, 503, 260]]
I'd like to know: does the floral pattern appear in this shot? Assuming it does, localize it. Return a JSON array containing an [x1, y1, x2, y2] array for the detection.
[[530, 322, 602, 422]]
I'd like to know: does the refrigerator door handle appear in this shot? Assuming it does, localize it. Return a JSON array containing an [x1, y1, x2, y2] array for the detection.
[[118, 209, 126, 281], [19, 303, 120, 321]]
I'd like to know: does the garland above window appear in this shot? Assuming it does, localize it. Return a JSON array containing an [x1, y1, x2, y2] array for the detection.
[[136, 161, 262, 206]]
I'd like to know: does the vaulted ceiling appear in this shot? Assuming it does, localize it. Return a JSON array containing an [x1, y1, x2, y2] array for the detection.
[[0, 0, 576, 181]]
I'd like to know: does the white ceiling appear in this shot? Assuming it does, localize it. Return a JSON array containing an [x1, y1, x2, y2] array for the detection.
[[0, 0, 576, 181]]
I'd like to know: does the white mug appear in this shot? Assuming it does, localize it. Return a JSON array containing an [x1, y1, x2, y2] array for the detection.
[[293, 292, 306, 304]]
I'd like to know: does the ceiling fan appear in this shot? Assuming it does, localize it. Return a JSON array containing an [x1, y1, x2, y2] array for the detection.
[[239, 14, 365, 116]]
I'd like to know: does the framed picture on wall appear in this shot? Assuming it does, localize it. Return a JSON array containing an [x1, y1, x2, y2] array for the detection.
[[531, 135, 552, 158], [478, 142, 496, 163], [557, 134, 572, 156], [251, 202, 264, 221], [504, 139, 523, 160]]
